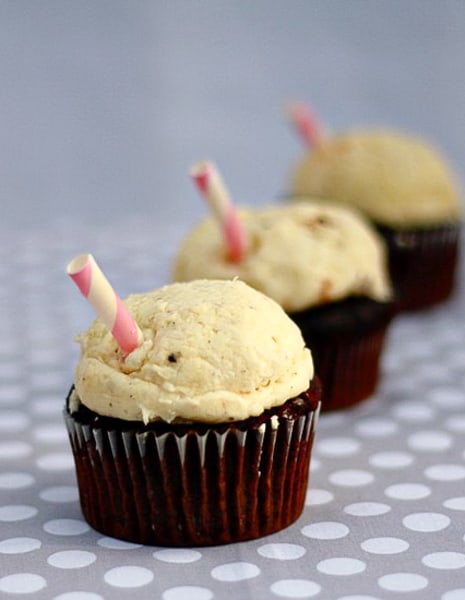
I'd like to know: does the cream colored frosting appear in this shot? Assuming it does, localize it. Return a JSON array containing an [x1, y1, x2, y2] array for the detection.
[[290, 129, 462, 227], [73, 279, 313, 424], [173, 203, 392, 312]]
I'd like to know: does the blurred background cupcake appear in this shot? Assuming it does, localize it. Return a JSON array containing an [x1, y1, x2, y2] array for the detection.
[[173, 162, 394, 411], [287, 105, 463, 311]]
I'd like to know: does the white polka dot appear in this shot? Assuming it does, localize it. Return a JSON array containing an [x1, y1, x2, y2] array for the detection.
[[385, 483, 431, 500], [317, 558, 366, 576], [429, 387, 465, 409], [104, 566, 154, 588], [301, 521, 349, 540], [305, 488, 334, 506], [337, 597, 381, 600], [361, 537, 409, 554], [36, 452, 74, 471], [422, 552, 465, 570], [392, 403, 435, 422], [0, 472, 35, 489], [378, 572, 428, 592], [0, 410, 29, 432], [444, 415, 465, 433], [329, 469, 374, 487], [97, 537, 142, 550], [257, 543, 306, 560], [316, 437, 361, 457], [154, 549, 202, 563], [403, 512, 451, 532], [0, 537, 42, 554], [0, 441, 32, 459], [309, 457, 321, 472], [211, 562, 261, 582], [443, 497, 465, 511], [34, 423, 68, 444], [0, 505, 38, 522], [53, 593, 103, 600], [270, 579, 321, 598], [43, 518, 90, 536], [162, 586, 213, 600], [369, 451, 414, 469], [442, 590, 465, 600], [40, 486, 79, 503], [408, 430, 453, 451], [336, 596, 381, 600], [424, 464, 465, 481], [344, 502, 391, 517], [0, 573, 47, 594], [47, 550, 97, 569], [355, 418, 398, 437]]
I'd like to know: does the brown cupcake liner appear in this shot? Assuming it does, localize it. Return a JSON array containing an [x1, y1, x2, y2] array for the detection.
[[376, 222, 461, 311], [291, 298, 394, 411], [305, 324, 389, 411], [64, 385, 321, 546]]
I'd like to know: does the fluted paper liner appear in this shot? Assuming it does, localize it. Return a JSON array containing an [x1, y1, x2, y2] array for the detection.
[[64, 390, 320, 546], [376, 222, 460, 311], [291, 298, 394, 412]]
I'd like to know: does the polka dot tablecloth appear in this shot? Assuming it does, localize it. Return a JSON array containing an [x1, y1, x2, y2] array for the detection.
[[1, 220, 464, 600]]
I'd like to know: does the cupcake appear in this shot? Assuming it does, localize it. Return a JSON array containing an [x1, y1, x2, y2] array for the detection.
[[289, 128, 463, 311], [173, 202, 393, 411], [65, 277, 320, 546]]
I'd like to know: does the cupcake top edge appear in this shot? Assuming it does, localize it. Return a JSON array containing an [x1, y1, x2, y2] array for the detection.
[[290, 128, 463, 227], [73, 279, 313, 424], [172, 202, 392, 313]]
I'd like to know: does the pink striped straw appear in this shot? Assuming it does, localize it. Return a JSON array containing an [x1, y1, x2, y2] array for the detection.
[[67, 254, 142, 354], [190, 160, 246, 263], [288, 102, 324, 148]]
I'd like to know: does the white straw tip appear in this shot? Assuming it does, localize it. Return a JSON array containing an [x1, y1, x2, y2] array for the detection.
[[67, 253, 92, 275], [189, 160, 215, 178]]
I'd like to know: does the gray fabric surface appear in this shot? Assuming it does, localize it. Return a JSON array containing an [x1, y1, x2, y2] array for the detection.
[[0, 220, 464, 599]]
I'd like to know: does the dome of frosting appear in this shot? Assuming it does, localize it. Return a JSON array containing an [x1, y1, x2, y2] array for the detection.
[[290, 129, 462, 227], [173, 202, 392, 312], [74, 279, 313, 424]]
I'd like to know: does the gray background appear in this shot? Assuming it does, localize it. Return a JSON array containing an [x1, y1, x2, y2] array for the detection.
[[1, 0, 464, 228]]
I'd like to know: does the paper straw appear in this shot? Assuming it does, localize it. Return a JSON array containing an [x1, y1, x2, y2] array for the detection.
[[190, 160, 246, 263], [67, 254, 142, 354], [288, 102, 324, 148]]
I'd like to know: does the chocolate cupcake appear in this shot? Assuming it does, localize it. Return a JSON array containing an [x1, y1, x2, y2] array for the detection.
[[289, 129, 463, 311], [65, 279, 320, 546], [173, 202, 394, 411]]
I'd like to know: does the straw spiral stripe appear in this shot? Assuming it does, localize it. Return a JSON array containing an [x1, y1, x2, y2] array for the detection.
[[191, 160, 246, 263], [67, 253, 142, 354], [288, 102, 324, 148]]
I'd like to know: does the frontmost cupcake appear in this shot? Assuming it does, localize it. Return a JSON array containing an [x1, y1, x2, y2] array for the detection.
[[288, 122, 462, 311], [173, 192, 394, 412], [65, 263, 320, 546]]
